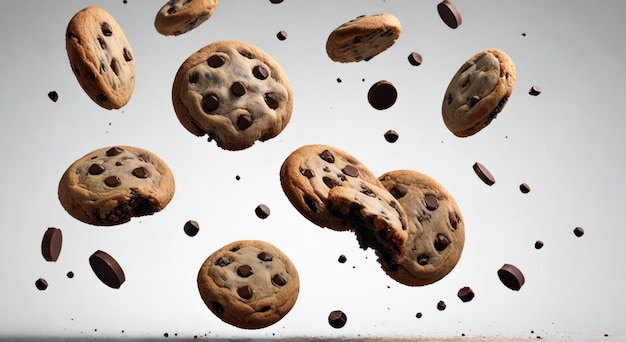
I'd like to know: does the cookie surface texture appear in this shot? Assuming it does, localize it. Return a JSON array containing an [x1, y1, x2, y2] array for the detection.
[[197, 240, 300, 329], [377, 170, 465, 286], [326, 13, 401, 63], [66, 6, 135, 110], [58, 146, 175, 226], [280, 144, 408, 256], [172, 40, 293, 151], [155, 0, 218, 36], [442, 49, 515, 137]]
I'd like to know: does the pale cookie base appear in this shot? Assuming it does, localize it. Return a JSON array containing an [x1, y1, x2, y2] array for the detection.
[[377, 170, 465, 286], [442, 49, 515, 137], [197, 240, 299, 329], [155, 0, 218, 36]]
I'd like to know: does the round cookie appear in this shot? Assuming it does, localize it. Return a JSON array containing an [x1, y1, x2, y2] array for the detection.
[[442, 49, 515, 137], [377, 170, 465, 286], [66, 6, 135, 110], [197, 240, 299, 329], [280, 145, 408, 256], [154, 0, 218, 36], [58, 146, 175, 226], [172, 40, 293, 151], [326, 13, 401, 63]]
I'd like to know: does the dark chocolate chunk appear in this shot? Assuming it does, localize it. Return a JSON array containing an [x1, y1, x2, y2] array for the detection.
[[238, 49, 253, 59], [529, 86, 542, 96], [319, 150, 335, 163], [270, 0, 283, 3], [257, 251, 273, 261], [183, 220, 200, 237], [132, 167, 148, 178], [264, 92, 279, 109], [272, 274, 286, 286], [437, 300, 446, 311], [202, 93, 219, 113], [106, 147, 123, 156], [336, 77, 342, 83], [237, 265, 254, 278], [101, 22, 113, 36], [67, 271, 75, 278], [41, 227, 62, 262], [230, 81, 246, 96], [457, 286, 475, 302], [328, 310, 347, 329], [304, 196, 318, 212], [104, 175, 121, 187], [35, 278, 48, 291], [211, 301, 225, 316], [301, 169, 315, 178], [252, 65, 269, 80], [384, 130, 399, 143], [367, 80, 397, 110], [342, 165, 359, 178], [519, 183, 531, 193], [237, 113, 253, 130], [424, 195, 439, 211], [574, 226, 585, 237], [434, 234, 450, 251], [473, 162, 495, 186], [123, 47, 133, 61], [89, 250, 126, 289], [276, 30, 288, 41], [497, 263, 525, 291], [48, 91, 59, 102], [237, 285, 253, 299], [389, 184, 407, 199], [437, 0, 462, 29], [417, 254, 429, 265], [323, 176, 339, 188], [534, 240, 544, 249], [415, 312, 423, 318], [449, 211, 459, 230], [215, 257, 230, 267], [469, 95, 481, 106], [408, 52, 423, 66], [255, 204, 271, 219], [338, 254, 347, 263], [207, 55, 225, 68]]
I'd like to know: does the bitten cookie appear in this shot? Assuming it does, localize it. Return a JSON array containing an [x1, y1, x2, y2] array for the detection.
[[66, 6, 135, 110], [154, 0, 218, 36], [377, 170, 465, 286], [197, 240, 299, 329], [58, 146, 175, 226], [280, 145, 408, 257], [326, 13, 401, 63], [442, 49, 515, 137], [172, 40, 293, 151]]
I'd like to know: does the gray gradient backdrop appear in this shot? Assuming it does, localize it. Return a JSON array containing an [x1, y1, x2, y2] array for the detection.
[[1, 1, 625, 341]]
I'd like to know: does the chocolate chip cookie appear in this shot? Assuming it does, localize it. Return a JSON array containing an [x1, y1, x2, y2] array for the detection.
[[442, 49, 515, 137], [66, 6, 135, 110], [326, 13, 401, 63], [197, 240, 299, 329], [154, 0, 218, 36], [58, 146, 175, 226], [172, 40, 293, 151], [280, 145, 408, 257], [377, 170, 465, 286]]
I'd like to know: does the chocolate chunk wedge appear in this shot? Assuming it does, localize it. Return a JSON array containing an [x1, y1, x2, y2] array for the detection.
[[328, 310, 347, 328]]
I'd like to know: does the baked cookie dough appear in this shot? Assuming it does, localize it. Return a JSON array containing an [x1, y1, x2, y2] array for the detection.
[[154, 0, 218, 36]]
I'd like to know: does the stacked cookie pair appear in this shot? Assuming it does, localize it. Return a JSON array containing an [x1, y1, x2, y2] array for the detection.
[[280, 144, 465, 286]]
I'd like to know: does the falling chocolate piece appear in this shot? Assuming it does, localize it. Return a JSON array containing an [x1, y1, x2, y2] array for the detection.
[[573, 226, 585, 237], [408, 52, 423, 66], [415, 312, 423, 319], [35, 278, 48, 291], [328, 310, 347, 328], [184, 220, 200, 237], [473, 162, 495, 186], [437, 0, 462, 29], [41, 227, 62, 262], [497, 263, 525, 291], [276, 30, 288, 41], [336, 77, 342, 83], [338, 254, 347, 263], [457, 286, 475, 302], [48, 91, 59, 102], [67, 271, 75, 278], [384, 130, 399, 143], [519, 183, 531, 193], [436, 300, 447, 311], [534, 240, 544, 249], [367, 80, 397, 110], [255, 204, 271, 219], [529, 86, 542, 96], [89, 250, 126, 289]]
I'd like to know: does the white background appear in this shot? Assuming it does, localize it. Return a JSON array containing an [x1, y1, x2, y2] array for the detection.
[[1, 1, 625, 340]]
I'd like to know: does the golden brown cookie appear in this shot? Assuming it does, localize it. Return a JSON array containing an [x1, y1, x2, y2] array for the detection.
[[442, 49, 515, 137], [377, 170, 465, 286], [280, 144, 408, 257], [154, 0, 218, 36], [172, 40, 293, 151], [197, 240, 299, 329], [58, 146, 175, 226], [326, 13, 401, 63], [65, 6, 135, 110]]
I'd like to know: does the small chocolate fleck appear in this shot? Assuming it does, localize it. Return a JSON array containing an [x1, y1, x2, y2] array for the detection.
[[48, 91, 59, 102], [104, 175, 121, 187], [415, 312, 423, 319], [106, 147, 123, 156], [408, 52, 423, 66], [276, 30, 288, 41], [338, 254, 347, 263], [35, 278, 48, 291], [319, 150, 335, 163], [497, 263, 525, 291], [252, 65, 269, 80], [424, 195, 439, 211], [66, 271, 74, 278], [207, 55, 225, 68], [132, 167, 148, 178], [237, 285, 253, 299], [384, 130, 399, 143], [574, 226, 585, 237], [88, 164, 106, 175], [237, 113, 253, 130], [202, 93, 219, 113], [257, 252, 273, 261], [101, 22, 113, 36], [434, 234, 450, 251], [237, 265, 254, 278], [255, 204, 270, 219], [336, 77, 342, 83], [389, 184, 408, 199], [183, 220, 200, 237], [328, 310, 347, 329], [264, 92, 279, 109], [519, 183, 531, 193], [437, 300, 446, 311], [272, 274, 286, 286], [342, 165, 359, 178], [230, 81, 246, 96], [534, 240, 544, 249], [215, 257, 230, 267]]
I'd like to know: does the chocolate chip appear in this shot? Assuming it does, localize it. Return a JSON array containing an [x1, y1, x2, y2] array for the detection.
[[101, 22, 113, 36], [529, 86, 542, 96], [215, 257, 230, 266], [434, 234, 450, 251], [319, 150, 335, 163], [342, 165, 359, 178], [88, 164, 106, 175], [304, 196, 318, 212], [238, 50, 253, 59], [48, 91, 59, 102], [449, 211, 459, 230], [424, 195, 439, 211], [211, 301, 225, 316], [237, 113, 253, 130], [237, 265, 254, 278], [66, 271, 74, 278], [367, 80, 398, 110], [384, 130, 399, 143], [104, 175, 121, 187], [41, 227, 62, 262], [301, 169, 315, 178], [237, 285, 253, 299], [336, 77, 342, 83], [115, 161, 122, 166], [473, 162, 495, 186], [408, 52, 423, 66], [106, 147, 123, 156], [338, 254, 347, 263], [457, 286, 475, 302], [257, 251, 273, 261], [202, 93, 219, 113], [436, 300, 446, 311], [35, 278, 48, 291], [207, 55, 225, 68], [519, 183, 531, 193], [574, 226, 585, 237], [255, 204, 270, 219], [231, 81, 246, 96], [132, 167, 148, 178], [123, 47, 133, 62], [415, 312, 423, 319], [270, 0, 283, 3], [89, 250, 126, 289], [276, 30, 288, 41], [437, 0, 462, 29], [497, 264, 525, 291], [252, 65, 269, 80], [328, 310, 347, 329], [264, 92, 279, 109], [389, 184, 407, 199], [183, 220, 200, 237], [189, 72, 199, 84], [323, 176, 339, 189], [469, 95, 481, 106], [272, 274, 286, 286], [535, 240, 544, 249], [417, 254, 429, 265], [97, 37, 106, 49], [446, 93, 452, 104]]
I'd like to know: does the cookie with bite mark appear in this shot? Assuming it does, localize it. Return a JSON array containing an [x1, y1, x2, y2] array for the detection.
[[58, 146, 175, 226], [172, 40, 293, 151], [154, 0, 218, 36], [442, 49, 515, 137], [377, 170, 465, 286]]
